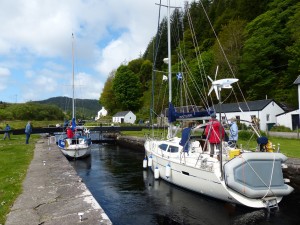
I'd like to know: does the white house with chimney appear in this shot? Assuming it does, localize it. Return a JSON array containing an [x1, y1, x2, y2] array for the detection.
[[95, 107, 108, 120]]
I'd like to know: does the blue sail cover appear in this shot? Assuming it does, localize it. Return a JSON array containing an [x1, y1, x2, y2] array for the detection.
[[179, 127, 192, 152], [168, 102, 213, 123], [71, 118, 76, 131]]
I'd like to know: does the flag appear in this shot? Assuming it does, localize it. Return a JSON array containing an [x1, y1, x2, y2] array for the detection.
[[176, 72, 182, 80], [162, 75, 168, 81]]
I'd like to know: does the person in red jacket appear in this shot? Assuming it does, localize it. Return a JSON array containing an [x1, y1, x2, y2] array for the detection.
[[66, 127, 74, 139], [205, 113, 225, 158]]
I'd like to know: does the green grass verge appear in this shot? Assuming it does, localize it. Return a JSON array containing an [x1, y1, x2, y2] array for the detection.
[[0, 134, 39, 224]]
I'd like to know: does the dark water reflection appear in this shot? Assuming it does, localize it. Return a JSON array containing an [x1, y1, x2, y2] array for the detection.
[[69, 144, 299, 225]]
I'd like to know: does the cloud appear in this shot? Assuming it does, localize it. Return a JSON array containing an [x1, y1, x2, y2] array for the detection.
[[0, 67, 10, 77], [0, 0, 189, 103]]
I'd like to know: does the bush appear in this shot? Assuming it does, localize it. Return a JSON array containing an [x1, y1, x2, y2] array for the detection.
[[270, 125, 292, 132]]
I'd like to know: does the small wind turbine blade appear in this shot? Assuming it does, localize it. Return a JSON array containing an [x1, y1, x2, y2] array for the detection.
[[208, 76, 213, 82], [208, 86, 214, 96], [214, 66, 219, 80], [214, 86, 219, 100]]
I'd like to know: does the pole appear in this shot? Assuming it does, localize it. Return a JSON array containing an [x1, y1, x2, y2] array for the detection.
[[167, 0, 173, 138], [72, 33, 75, 119], [218, 86, 223, 179]]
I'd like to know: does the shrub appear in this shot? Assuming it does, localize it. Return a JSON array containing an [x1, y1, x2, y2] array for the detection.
[[270, 125, 292, 132]]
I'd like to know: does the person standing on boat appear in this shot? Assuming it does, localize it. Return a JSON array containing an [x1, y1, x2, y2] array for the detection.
[[66, 126, 74, 139], [205, 113, 225, 157], [228, 117, 238, 148], [25, 121, 32, 144], [3, 124, 11, 140]]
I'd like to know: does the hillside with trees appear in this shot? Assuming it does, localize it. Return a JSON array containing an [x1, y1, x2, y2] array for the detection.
[[34, 97, 101, 119], [100, 0, 299, 122], [0, 102, 65, 121], [0, 97, 100, 121]]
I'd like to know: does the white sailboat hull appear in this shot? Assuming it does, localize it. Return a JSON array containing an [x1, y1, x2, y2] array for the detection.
[[144, 138, 293, 208], [58, 137, 92, 159]]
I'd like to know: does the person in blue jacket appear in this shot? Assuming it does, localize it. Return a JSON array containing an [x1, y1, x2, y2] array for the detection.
[[25, 121, 32, 144], [3, 124, 11, 140], [228, 117, 238, 147]]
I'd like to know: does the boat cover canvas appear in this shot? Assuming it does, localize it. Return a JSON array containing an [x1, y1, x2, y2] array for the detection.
[[168, 102, 212, 123], [224, 152, 293, 198], [179, 127, 192, 152]]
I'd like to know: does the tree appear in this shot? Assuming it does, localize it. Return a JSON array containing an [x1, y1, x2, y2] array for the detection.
[[239, 7, 291, 100], [113, 65, 143, 111], [99, 70, 119, 115], [213, 19, 247, 77]]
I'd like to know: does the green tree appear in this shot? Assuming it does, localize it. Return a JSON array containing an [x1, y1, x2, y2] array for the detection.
[[99, 70, 119, 115], [239, 7, 291, 100], [113, 65, 143, 111], [213, 19, 247, 77]]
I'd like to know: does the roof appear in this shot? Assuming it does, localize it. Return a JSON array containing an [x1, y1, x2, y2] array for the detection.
[[113, 111, 132, 117], [293, 75, 300, 85], [213, 99, 282, 113]]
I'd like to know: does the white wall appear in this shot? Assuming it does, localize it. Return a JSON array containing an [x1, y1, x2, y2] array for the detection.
[[277, 109, 300, 130], [124, 111, 136, 124], [216, 101, 284, 131], [112, 111, 136, 124]]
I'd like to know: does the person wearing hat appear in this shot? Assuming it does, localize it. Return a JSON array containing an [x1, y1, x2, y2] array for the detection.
[[228, 117, 238, 147], [205, 113, 225, 158]]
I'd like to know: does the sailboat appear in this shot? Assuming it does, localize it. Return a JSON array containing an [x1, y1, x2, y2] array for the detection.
[[144, 1, 293, 210], [57, 34, 92, 159]]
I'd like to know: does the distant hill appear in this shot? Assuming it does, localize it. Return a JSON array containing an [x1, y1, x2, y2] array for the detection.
[[34, 97, 101, 119]]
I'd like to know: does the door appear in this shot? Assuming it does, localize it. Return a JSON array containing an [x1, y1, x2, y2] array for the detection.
[[292, 114, 300, 130]]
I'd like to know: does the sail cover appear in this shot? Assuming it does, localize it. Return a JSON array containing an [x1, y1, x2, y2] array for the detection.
[[71, 118, 76, 131], [179, 127, 192, 152], [168, 102, 212, 123]]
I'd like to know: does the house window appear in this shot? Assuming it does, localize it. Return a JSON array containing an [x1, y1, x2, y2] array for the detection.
[[266, 114, 270, 121]]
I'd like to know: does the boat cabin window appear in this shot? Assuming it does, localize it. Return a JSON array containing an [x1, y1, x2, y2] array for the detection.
[[159, 144, 168, 151], [168, 145, 179, 153]]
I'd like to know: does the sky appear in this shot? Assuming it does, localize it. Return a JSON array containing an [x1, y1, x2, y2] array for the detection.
[[0, 0, 191, 103]]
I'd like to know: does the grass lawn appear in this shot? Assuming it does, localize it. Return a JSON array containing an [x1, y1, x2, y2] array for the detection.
[[0, 134, 39, 224]]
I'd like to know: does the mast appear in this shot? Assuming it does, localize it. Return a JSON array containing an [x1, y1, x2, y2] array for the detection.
[[72, 33, 75, 119], [167, 0, 173, 138]]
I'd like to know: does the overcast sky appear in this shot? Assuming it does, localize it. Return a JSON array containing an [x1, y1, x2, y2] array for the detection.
[[0, 0, 191, 103]]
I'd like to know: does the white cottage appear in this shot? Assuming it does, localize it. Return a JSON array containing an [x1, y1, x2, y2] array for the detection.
[[112, 111, 136, 124], [277, 76, 300, 130], [95, 107, 108, 120], [213, 99, 285, 131]]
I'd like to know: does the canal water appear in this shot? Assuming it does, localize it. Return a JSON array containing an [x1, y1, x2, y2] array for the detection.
[[69, 144, 299, 225]]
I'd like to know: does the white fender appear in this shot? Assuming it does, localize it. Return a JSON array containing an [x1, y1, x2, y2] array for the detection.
[[148, 155, 153, 167], [154, 166, 160, 179], [166, 163, 171, 178], [143, 157, 147, 169]]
